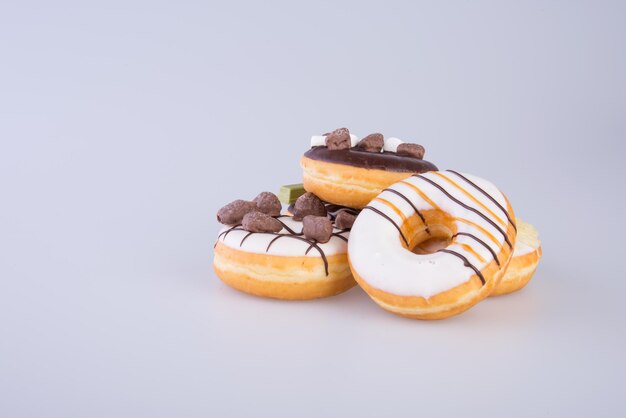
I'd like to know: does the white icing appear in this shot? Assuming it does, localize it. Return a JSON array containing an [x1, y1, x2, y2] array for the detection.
[[310, 135, 326, 147], [217, 216, 348, 258], [513, 241, 536, 256], [349, 134, 359, 147], [383, 137, 403, 152], [512, 221, 540, 256], [348, 171, 512, 298]]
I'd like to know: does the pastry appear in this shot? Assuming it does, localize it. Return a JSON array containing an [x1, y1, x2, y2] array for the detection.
[[301, 128, 438, 208], [348, 170, 516, 319], [213, 192, 356, 300], [491, 218, 541, 296]]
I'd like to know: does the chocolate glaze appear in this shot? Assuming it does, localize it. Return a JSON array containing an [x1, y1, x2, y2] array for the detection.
[[304, 147, 438, 173]]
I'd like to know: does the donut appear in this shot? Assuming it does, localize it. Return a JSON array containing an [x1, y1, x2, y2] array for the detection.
[[491, 218, 542, 296], [213, 215, 356, 300], [301, 132, 437, 209], [348, 170, 517, 319]]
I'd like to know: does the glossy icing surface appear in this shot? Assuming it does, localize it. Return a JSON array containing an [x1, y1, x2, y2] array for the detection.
[[303, 147, 438, 173], [348, 171, 514, 298]]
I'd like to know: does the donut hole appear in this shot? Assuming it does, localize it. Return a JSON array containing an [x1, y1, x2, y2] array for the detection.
[[412, 236, 452, 254], [405, 211, 457, 255]]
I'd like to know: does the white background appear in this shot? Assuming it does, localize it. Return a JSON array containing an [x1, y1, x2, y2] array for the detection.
[[1, 1, 625, 417]]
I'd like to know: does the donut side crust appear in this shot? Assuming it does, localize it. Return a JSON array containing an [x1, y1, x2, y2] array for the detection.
[[489, 247, 541, 296], [301, 156, 418, 208], [214, 241, 356, 300], [350, 245, 512, 319]]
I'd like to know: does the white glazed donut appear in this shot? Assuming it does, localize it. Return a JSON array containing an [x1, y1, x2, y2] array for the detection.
[[348, 170, 517, 319], [214, 215, 356, 300]]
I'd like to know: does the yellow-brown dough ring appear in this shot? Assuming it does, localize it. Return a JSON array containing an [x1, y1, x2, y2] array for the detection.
[[491, 218, 542, 296], [348, 171, 516, 319], [213, 216, 355, 300], [301, 147, 438, 209]]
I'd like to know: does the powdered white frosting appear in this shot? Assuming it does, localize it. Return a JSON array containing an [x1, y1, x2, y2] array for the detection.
[[217, 216, 348, 258], [348, 171, 512, 298]]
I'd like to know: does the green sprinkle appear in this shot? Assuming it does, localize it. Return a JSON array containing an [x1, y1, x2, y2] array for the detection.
[[278, 183, 306, 204]]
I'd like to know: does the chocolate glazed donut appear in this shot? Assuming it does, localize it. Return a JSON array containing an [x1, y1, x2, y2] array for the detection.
[[301, 147, 438, 209]]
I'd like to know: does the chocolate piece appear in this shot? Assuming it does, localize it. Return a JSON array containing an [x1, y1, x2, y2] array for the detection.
[[241, 211, 283, 233], [253, 191, 281, 216], [292, 192, 327, 221], [334, 210, 357, 229], [396, 143, 425, 159], [217, 200, 257, 225], [357, 133, 384, 153], [303, 215, 333, 243], [325, 128, 351, 150], [278, 183, 306, 204], [303, 147, 437, 173], [325, 204, 360, 221]]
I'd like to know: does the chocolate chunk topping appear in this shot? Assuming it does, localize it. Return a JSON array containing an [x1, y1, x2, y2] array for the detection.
[[292, 192, 327, 221], [241, 211, 283, 233], [303, 215, 333, 243], [396, 143, 425, 159], [334, 210, 357, 230], [325, 128, 351, 150], [357, 133, 384, 153], [253, 191, 281, 216], [217, 200, 257, 225]]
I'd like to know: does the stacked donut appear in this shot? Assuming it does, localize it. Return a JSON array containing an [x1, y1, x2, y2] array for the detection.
[[213, 128, 542, 319]]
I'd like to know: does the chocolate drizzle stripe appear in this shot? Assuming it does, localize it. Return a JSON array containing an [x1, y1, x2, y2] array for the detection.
[[222, 226, 336, 276], [413, 174, 512, 249], [452, 232, 500, 266], [454, 218, 500, 247], [218, 207, 353, 277], [400, 181, 441, 211], [274, 216, 302, 235], [263, 233, 330, 275], [331, 231, 349, 242], [239, 232, 254, 247], [265, 235, 285, 252], [433, 171, 507, 228], [383, 188, 430, 234], [288, 203, 361, 221], [437, 249, 486, 285], [446, 170, 517, 232], [284, 236, 328, 274], [362, 206, 409, 247], [325, 204, 360, 220], [214, 226, 243, 249], [375, 198, 407, 222], [218, 225, 241, 240]]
